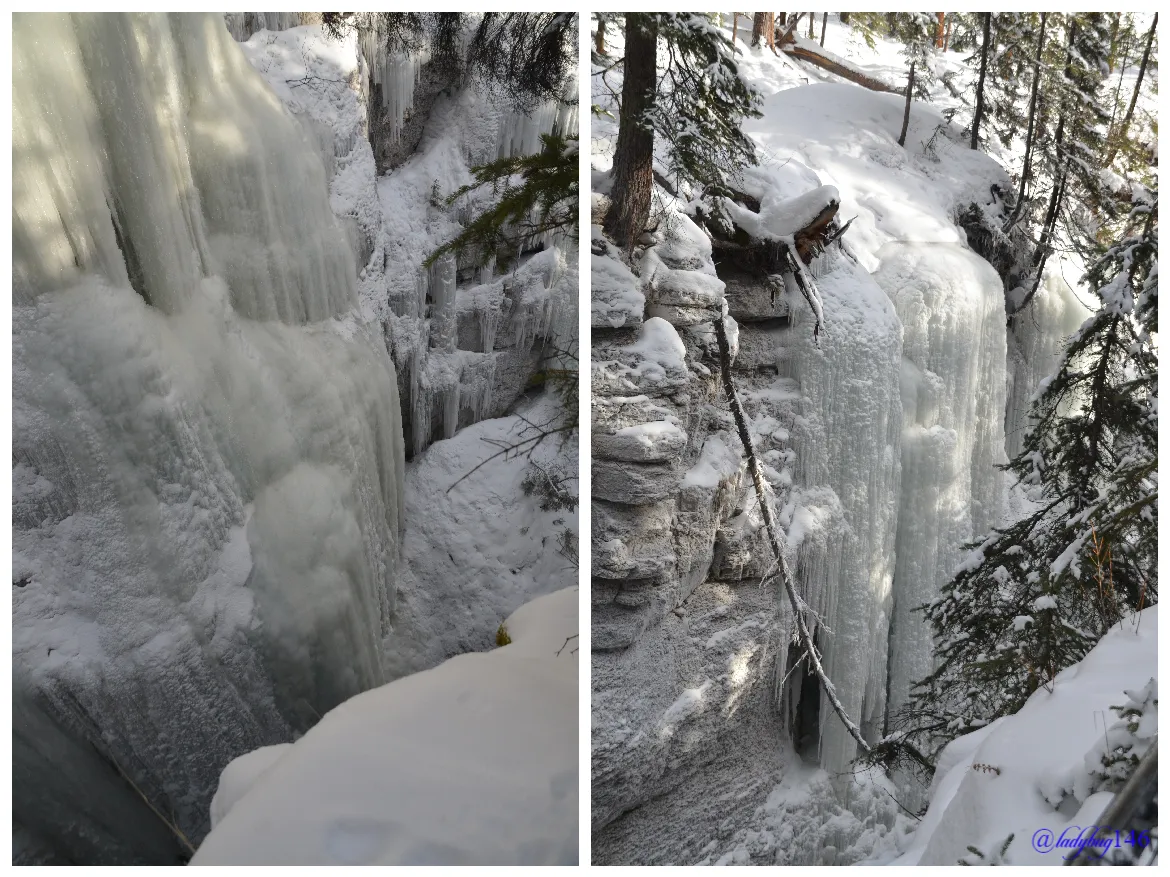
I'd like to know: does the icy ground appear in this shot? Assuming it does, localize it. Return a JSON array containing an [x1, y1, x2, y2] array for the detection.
[[193, 587, 579, 865]]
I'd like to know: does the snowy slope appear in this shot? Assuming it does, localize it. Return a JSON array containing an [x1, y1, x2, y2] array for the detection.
[[385, 393, 580, 678], [892, 607, 1157, 866], [193, 587, 579, 865]]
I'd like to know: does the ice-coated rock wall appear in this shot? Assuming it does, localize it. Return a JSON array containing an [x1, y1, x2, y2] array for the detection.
[[13, 12, 404, 863]]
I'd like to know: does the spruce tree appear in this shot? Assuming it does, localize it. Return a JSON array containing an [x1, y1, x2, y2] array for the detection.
[[651, 13, 761, 195], [425, 133, 578, 269]]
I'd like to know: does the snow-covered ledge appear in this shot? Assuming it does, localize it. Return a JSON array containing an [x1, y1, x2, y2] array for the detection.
[[192, 588, 579, 866]]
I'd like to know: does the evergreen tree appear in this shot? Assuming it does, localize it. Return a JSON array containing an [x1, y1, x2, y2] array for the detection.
[[425, 133, 578, 269], [604, 13, 761, 246], [603, 13, 657, 247], [651, 13, 761, 195], [875, 196, 1158, 778], [969, 13, 992, 149]]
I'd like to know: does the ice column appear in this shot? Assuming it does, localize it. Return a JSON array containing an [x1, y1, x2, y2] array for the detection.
[[874, 243, 1008, 724], [427, 253, 459, 353], [779, 250, 904, 776], [1004, 270, 1090, 459]]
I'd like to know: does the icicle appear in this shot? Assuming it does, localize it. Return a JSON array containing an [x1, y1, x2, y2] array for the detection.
[[478, 305, 500, 354], [357, 15, 427, 144], [427, 254, 458, 353], [442, 382, 461, 440]]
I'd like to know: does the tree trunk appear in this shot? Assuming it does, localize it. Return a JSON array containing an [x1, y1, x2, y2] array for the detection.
[[971, 13, 992, 149], [1110, 13, 1158, 164], [767, 12, 775, 50], [840, 12, 850, 26], [936, 13, 945, 49], [944, 14, 952, 51], [594, 14, 605, 55], [898, 63, 915, 147], [820, 12, 827, 47], [752, 12, 768, 47], [603, 14, 658, 250], [1006, 12, 1048, 230], [1017, 23, 1076, 313], [732, 12, 738, 44], [1109, 39, 1131, 133], [1108, 12, 1121, 72], [777, 13, 802, 48], [809, 12, 816, 39]]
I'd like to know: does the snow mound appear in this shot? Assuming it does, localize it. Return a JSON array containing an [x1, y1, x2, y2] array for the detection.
[[193, 587, 579, 865], [897, 606, 1157, 866]]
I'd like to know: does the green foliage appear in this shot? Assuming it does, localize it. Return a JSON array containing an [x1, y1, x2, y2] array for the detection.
[[521, 459, 578, 513], [495, 622, 512, 647], [650, 12, 762, 196], [425, 134, 578, 271], [1086, 677, 1157, 794], [960, 833, 1015, 865]]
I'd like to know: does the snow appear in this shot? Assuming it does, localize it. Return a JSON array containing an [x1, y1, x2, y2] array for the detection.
[[662, 681, 714, 731], [682, 435, 742, 490], [624, 316, 688, 373], [382, 393, 579, 678], [193, 587, 578, 865], [591, 228, 645, 328], [895, 607, 1157, 866]]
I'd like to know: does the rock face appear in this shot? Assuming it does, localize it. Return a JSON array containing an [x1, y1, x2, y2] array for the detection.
[[590, 182, 908, 862], [590, 204, 819, 841]]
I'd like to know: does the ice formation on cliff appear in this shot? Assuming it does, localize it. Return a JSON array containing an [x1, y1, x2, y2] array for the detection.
[[12, 12, 404, 862]]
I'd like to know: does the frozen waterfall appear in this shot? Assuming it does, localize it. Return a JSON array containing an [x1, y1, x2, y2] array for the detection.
[[13, 12, 405, 864], [778, 248, 904, 777], [875, 244, 1008, 733]]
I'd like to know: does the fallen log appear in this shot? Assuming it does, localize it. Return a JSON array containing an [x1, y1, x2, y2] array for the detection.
[[781, 42, 902, 94]]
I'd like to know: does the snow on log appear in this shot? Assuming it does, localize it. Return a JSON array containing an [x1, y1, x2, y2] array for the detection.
[[781, 36, 901, 95]]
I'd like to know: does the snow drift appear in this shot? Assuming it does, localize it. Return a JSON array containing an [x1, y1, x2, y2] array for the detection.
[[895, 607, 1157, 866], [192, 587, 579, 866]]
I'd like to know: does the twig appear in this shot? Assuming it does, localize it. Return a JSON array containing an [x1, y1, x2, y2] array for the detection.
[[108, 754, 196, 856]]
